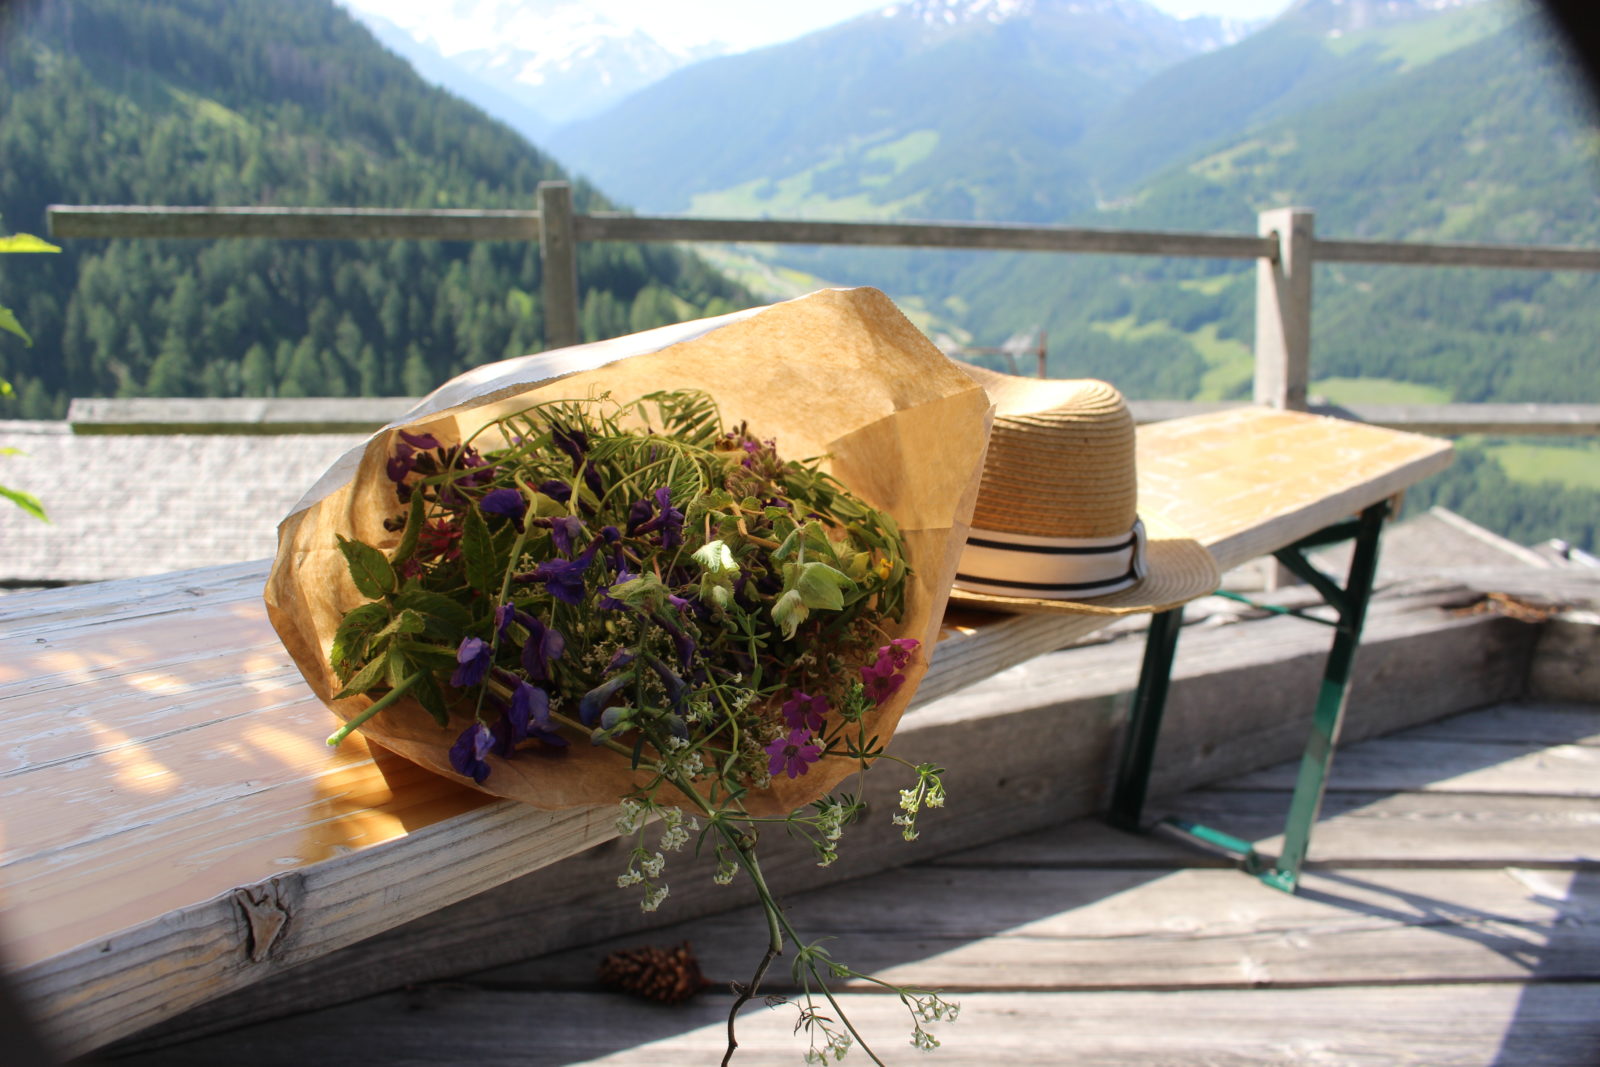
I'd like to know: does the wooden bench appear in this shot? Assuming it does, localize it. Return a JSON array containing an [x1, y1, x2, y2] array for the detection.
[[0, 406, 1451, 1057]]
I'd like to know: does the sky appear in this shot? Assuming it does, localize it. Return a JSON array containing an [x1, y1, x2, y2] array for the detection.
[[344, 0, 1296, 55]]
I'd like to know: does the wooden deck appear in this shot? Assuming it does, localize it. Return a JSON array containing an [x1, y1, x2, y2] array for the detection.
[[106, 698, 1600, 1066]]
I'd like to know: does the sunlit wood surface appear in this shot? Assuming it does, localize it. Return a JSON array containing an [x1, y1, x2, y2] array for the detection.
[[112, 700, 1600, 1066], [0, 407, 1452, 1056]]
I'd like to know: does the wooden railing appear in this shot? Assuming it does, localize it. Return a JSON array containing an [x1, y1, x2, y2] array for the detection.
[[48, 185, 1600, 436]]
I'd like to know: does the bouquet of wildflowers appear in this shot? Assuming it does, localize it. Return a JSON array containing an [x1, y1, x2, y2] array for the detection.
[[266, 288, 991, 1063]]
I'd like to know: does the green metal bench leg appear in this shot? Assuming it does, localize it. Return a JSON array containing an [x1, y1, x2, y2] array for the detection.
[[1107, 606, 1184, 832], [1257, 499, 1388, 892], [1105, 500, 1390, 894]]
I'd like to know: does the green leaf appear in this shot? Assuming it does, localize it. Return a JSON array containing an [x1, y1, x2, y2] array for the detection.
[[411, 671, 450, 726], [331, 602, 393, 681], [0, 484, 47, 522], [338, 535, 397, 599], [793, 561, 852, 612], [0, 306, 33, 347], [394, 588, 473, 637], [389, 492, 426, 570], [0, 233, 60, 254], [374, 608, 426, 643], [332, 653, 388, 699], [460, 507, 496, 593], [385, 646, 410, 690]]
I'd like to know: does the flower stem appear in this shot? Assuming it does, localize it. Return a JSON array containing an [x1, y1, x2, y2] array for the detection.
[[718, 824, 784, 1067], [325, 671, 422, 747]]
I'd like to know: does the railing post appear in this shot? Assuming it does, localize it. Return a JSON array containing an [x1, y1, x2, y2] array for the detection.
[[1255, 207, 1314, 411], [538, 181, 581, 350]]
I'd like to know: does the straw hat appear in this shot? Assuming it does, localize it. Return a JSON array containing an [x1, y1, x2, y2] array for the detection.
[[949, 363, 1220, 616]]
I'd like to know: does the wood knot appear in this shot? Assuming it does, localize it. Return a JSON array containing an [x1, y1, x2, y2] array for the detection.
[[232, 876, 300, 963]]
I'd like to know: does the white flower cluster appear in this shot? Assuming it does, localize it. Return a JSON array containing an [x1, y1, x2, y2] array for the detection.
[[892, 766, 946, 843], [658, 807, 699, 852], [713, 858, 739, 885], [800, 1019, 852, 1064], [648, 735, 707, 781]]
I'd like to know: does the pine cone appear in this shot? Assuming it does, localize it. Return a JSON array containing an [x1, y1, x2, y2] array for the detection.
[[598, 941, 710, 1005]]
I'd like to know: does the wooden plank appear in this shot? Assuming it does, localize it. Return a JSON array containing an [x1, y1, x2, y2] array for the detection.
[[105, 598, 1530, 1057], [48, 205, 542, 242], [1231, 736, 1600, 796], [1134, 407, 1455, 572], [1316, 235, 1600, 270], [577, 212, 1278, 259], [483, 865, 1600, 992], [941, 792, 1600, 870], [1329, 402, 1600, 436], [109, 983, 1600, 1067], [67, 397, 412, 435], [1397, 703, 1600, 747], [1532, 615, 1600, 702], [54, 395, 1600, 440]]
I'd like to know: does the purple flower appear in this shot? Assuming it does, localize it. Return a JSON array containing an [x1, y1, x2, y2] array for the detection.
[[534, 554, 592, 606], [449, 721, 494, 783], [782, 691, 828, 733], [652, 611, 697, 671], [517, 613, 566, 681], [399, 430, 440, 450], [494, 603, 515, 642], [480, 488, 527, 524], [579, 673, 632, 727], [386, 442, 417, 484], [884, 638, 919, 670], [861, 657, 905, 706], [511, 681, 552, 733], [765, 728, 822, 780], [550, 515, 586, 556], [625, 497, 655, 535], [451, 637, 492, 688], [538, 479, 571, 504], [625, 487, 685, 549]]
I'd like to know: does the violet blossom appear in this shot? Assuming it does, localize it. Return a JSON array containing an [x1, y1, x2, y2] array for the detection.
[[449, 721, 494, 783], [765, 728, 822, 779]]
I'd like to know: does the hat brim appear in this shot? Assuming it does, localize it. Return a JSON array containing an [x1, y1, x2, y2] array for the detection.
[[946, 509, 1220, 616]]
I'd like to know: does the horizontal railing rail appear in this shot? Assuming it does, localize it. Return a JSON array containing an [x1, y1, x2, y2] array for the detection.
[[46, 188, 1600, 437]]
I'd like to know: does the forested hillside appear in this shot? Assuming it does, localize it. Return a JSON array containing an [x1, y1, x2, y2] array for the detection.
[[0, 0, 749, 418]]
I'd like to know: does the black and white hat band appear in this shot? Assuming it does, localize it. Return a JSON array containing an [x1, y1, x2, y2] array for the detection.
[[952, 519, 1149, 600]]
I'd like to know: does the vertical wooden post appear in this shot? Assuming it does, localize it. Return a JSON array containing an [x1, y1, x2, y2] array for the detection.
[[1255, 207, 1314, 412], [538, 181, 580, 351]]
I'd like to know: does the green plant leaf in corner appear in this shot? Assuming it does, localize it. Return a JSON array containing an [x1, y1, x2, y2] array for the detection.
[[0, 234, 60, 254], [0, 306, 33, 346], [338, 534, 397, 599], [0, 484, 46, 522]]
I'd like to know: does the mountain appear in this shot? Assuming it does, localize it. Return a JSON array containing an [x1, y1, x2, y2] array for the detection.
[[0, 0, 750, 419], [337, 0, 726, 133], [548, 0, 1244, 224], [937, 0, 1600, 549]]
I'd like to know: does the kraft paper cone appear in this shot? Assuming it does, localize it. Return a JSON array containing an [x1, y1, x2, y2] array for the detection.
[[265, 288, 993, 815]]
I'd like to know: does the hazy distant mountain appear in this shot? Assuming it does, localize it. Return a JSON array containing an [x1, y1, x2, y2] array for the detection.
[[338, 0, 726, 131], [550, 0, 1252, 222], [1079, 0, 1511, 194]]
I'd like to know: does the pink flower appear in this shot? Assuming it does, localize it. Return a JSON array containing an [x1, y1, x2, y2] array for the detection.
[[765, 728, 822, 779]]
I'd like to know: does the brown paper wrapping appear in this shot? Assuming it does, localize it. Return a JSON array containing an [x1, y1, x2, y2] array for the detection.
[[264, 287, 992, 814]]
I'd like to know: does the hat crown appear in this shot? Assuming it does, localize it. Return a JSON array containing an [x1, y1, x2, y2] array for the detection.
[[967, 372, 1137, 540]]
